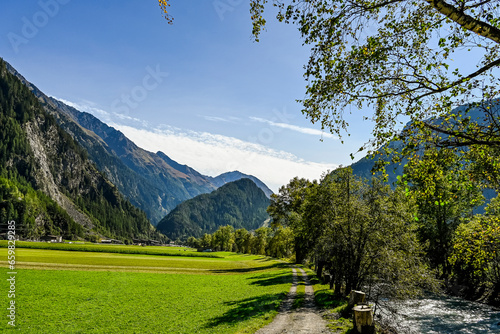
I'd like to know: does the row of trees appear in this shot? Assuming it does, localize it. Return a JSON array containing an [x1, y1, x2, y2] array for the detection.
[[268, 169, 437, 300], [186, 224, 295, 259], [268, 158, 500, 301]]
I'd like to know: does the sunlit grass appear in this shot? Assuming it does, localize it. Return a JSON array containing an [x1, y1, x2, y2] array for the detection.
[[292, 274, 305, 309], [0, 248, 293, 333], [0, 268, 292, 333], [0, 248, 279, 274], [0, 240, 220, 258]]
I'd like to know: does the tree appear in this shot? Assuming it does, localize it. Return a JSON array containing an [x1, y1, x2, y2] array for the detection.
[[267, 177, 317, 262], [403, 147, 484, 277], [187, 236, 200, 248], [252, 227, 272, 255], [450, 197, 500, 292], [248, 0, 500, 151], [200, 233, 212, 248], [267, 226, 294, 258], [212, 225, 235, 251], [234, 228, 251, 253], [302, 168, 435, 299], [467, 143, 500, 191]]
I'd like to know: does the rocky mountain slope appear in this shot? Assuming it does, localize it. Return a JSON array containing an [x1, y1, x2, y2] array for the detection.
[[0, 59, 163, 242]]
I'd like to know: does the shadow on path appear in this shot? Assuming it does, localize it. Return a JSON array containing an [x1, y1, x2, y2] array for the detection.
[[249, 271, 294, 287]]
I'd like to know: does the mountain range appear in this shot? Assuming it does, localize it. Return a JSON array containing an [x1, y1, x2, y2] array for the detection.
[[0, 59, 162, 242], [5, 60, 272, 226]]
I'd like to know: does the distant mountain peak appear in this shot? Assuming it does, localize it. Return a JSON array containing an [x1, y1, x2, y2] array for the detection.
[[157, 178, 270, 240], [210, 171, 273, 198]]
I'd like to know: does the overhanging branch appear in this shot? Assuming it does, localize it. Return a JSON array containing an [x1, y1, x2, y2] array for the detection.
[[424, 0, 500, 44]]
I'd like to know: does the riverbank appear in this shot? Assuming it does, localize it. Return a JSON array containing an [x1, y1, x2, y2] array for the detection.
[[446, 281, 500, 307], [378, 294, 500, 333]]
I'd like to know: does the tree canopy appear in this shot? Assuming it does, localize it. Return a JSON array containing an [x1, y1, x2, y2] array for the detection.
[[157, 1, 500, 151], [248, 0, 500, 151]]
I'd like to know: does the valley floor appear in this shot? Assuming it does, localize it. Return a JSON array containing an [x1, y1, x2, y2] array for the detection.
[[0, 243, 293, 333]]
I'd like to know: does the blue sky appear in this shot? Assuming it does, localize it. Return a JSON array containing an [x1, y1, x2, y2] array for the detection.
[[1, 0, 374, 191]]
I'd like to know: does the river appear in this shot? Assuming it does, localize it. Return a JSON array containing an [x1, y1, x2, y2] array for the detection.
[[378, 295, 500, 333]]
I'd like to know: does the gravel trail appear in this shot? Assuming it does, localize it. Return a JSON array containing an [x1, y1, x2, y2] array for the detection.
[[254, 267, 332, 334]]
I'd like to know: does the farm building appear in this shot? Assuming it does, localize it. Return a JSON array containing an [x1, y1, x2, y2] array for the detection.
[[40, 235, 63, 243]]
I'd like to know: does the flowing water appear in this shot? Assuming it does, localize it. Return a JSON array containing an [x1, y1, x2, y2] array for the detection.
[[378, 295, 500, 333]]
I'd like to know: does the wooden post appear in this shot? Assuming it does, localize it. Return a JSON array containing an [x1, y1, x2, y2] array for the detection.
[[353, 305, 374, 334], [322, 273, 331, 284], [348, 290, 366, 308]]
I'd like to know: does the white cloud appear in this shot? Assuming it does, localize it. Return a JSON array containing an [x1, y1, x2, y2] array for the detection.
[[250, 116, 337, 139], [202, 115, 232, 123], [55, 98, 147, 127], [56, 98, 111, 119], [112, 112, 145, 125], [109, 123, 337, 192], [54, 99, 338, 192]]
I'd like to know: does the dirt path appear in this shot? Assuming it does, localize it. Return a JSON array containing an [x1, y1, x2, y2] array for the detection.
[[254, 267, 332, 334]]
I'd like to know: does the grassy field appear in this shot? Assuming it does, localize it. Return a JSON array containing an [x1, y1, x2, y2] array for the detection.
[[0, 244, 293, 333], [0, 241, 220, 258]]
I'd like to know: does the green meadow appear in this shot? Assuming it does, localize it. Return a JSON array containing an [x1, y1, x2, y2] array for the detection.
[[0, 244, 293, 333], [0, 241, 220, 258]]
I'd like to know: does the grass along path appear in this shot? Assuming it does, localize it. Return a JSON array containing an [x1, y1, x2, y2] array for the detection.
[[293, 272, 306, 309], [255, 266, 332, 334]]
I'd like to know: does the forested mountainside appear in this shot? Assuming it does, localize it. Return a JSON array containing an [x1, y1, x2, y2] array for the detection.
[[6, 61, 215, 224], [6, 60, 273, 225], [209, 171, 273, 198], [157, 178, 270, 240], [0, 58, 164, 242]]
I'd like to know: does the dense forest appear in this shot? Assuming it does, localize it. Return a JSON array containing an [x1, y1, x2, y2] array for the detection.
[[157, 178, 270, 240]]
